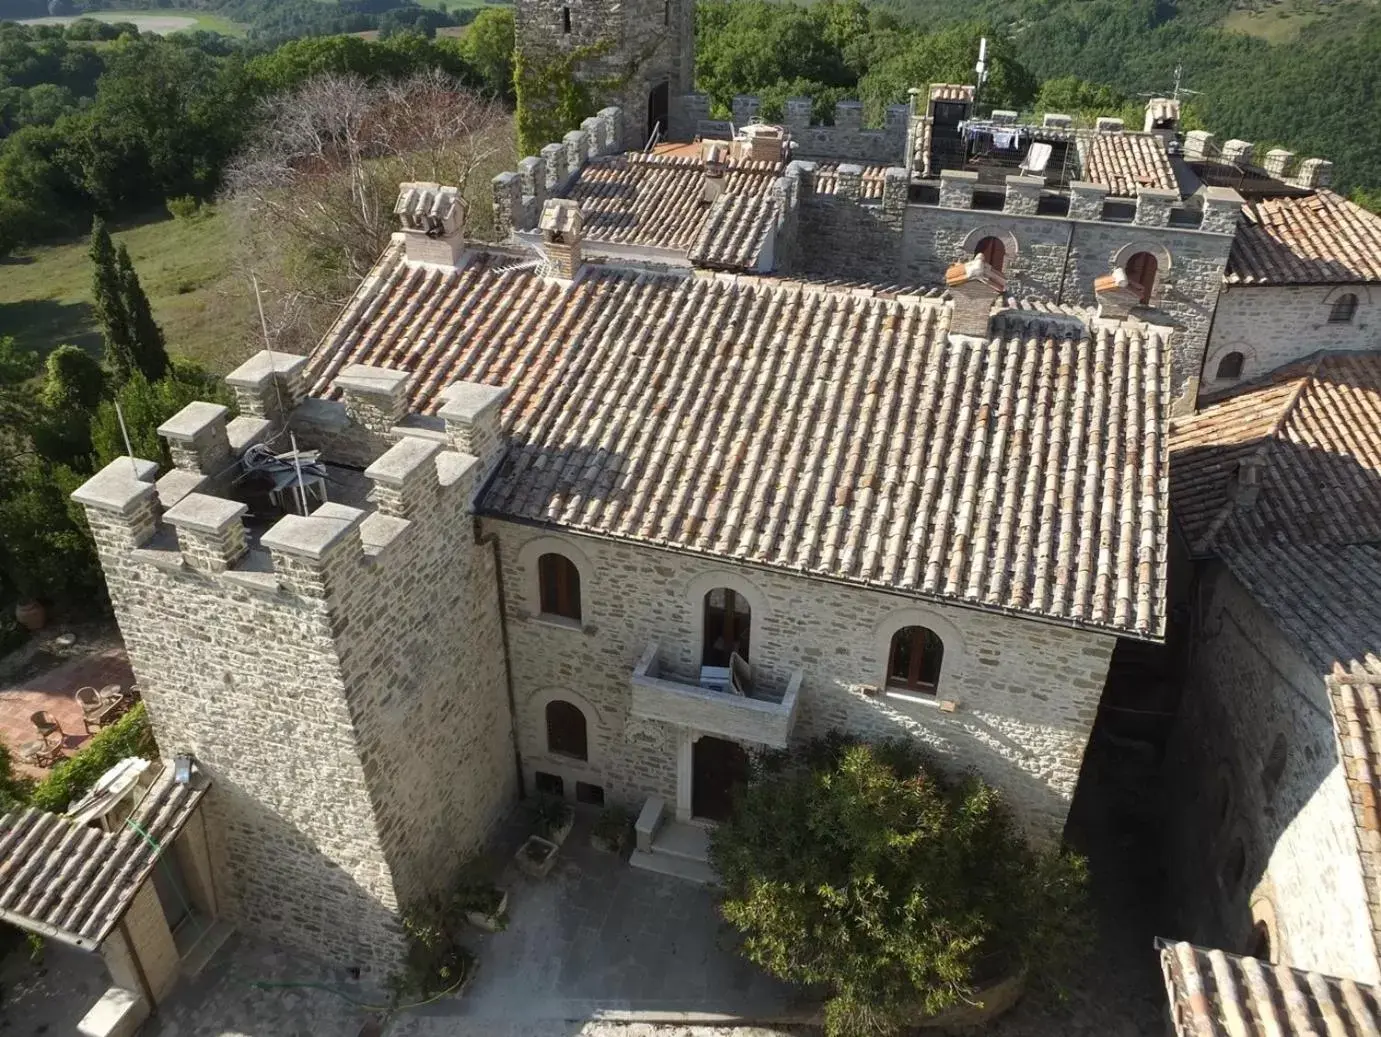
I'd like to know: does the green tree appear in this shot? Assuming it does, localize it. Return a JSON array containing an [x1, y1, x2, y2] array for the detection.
[[32, 344, 105, 467], [91, 363, 231, 471], [116, 244, 169, 383], [711, 736, 1090, 1036], [459, 7, 515, 100], [89, 216, 137, 383]]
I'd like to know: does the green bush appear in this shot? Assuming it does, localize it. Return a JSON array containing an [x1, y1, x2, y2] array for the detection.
[[710, 735, 1091, 1036], [91, 363, 234, 471], [28, 702, 157, 813], [165, 195, 209, 223], [0, 743, 35, 814]]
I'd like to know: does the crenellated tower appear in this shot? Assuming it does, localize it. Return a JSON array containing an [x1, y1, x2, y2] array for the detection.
[[514, 0, 695, 148]]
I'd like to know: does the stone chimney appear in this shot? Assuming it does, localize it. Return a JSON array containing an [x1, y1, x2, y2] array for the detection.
[[737, 124, 785, 165], [1094, 267, 1145, 319], [945, 256, 1006, 341], [1222, 139, 1255, 166], [702, 141, 728, 203], [1293, 158, 1333, 189], [395, 182, 464, 265], [1143, 98, 1180, 138], [539, 198, 584, 280]]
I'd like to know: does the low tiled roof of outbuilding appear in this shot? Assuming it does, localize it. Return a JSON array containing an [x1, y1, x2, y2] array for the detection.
[[0, 765, 207, 950], [306, 246, 1171, 637], [560, 152, 780, 252], [1168, 351, 1381, 552], [1158, 938, 1381, 1035], [688, 194, 776, 271], [1226, 190, 1381, 285], [1076, 132, 1179, 198]]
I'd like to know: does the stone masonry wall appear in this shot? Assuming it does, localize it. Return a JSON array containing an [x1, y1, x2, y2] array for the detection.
[[488, 520, 1117, 840], [1203, 284, 1381, 395], [1163, 560, 1378, 982]]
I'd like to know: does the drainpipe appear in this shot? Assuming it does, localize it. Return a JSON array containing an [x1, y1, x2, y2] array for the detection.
[[477, 519, 526, 801]]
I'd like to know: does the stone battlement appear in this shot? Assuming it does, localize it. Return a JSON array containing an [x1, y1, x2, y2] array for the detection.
[[492, 106, 624, 234], [669, 93, 910, 164]]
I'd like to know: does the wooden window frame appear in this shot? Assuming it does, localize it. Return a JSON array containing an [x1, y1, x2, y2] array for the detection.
[[538, 553, 581, 621], [886, 626, 943, 694]]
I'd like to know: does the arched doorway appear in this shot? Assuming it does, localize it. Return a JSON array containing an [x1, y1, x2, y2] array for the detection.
[[691, 735, 749, 821], [973, 235, 1006, 272], [1124, 251, 1158, 304], [647, 80, 669, 145], [702, 588, 750, 666]]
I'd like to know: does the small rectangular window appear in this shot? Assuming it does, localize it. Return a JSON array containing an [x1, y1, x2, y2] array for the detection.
[[664, 0, 670, 24], [535, 771, 565, 797], [562, 6, 571, 33], [576, 781, 605, 806]]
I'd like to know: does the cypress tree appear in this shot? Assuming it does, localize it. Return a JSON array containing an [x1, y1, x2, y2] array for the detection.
[[116, 243, 168, 382], [89, 217, 136, 384]]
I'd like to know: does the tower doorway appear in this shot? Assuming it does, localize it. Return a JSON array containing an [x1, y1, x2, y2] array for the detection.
[[647, 80, 669, 145], [691, 735, 749, 822]]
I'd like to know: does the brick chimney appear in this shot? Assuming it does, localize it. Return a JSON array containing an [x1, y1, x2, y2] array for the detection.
[[1094, 267, 1145, 319], [737, 124, 785, 165], [395, 181, 464, 265], [702, 142, 728, 203], [539, 198, 584, 280], [945, 256, 1006, 341]]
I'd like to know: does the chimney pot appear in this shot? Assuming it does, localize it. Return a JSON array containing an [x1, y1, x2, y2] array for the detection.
[[395, 181, 464, 265], [945, 256, 1006, 341], [1094, 267, 1145, 319], [539, 198, 584, 279]]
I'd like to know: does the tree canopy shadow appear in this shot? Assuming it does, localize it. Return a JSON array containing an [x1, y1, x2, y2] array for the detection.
[[0, 299, 101, 360]]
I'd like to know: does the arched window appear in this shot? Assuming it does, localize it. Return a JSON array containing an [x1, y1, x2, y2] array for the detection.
[[538, 553, 581, 621], [1216, 351, 1245, 380], [886, 626, 944, 693], [974, 236, 1006, 272], [1124, 251, 1158, 304], [546, 700, 588, 760], [702, 588, 750, 666], [1330, 292, 1358, 323]]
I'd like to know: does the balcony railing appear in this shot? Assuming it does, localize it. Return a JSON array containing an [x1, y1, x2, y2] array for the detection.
[[630, 642, 802, 749]]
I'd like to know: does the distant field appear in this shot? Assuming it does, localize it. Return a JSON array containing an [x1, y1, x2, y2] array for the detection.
[[18, 10, 247, 35], [0, 211, 256, 374], [1220, 0, 1376, 41]]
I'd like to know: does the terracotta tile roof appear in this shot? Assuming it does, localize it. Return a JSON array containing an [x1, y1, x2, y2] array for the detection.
[[1168, 351, 1381, 552], [813, 165, 890, 200], [1158, 939, 1381, 1035], [1076, 132, 1179, 198], [0, 766, 206, 949], [1226, 190, 1381, 285], [688, 194, 776, 271], [561, 152, 780, 252], [305, 249, 1171, 636]]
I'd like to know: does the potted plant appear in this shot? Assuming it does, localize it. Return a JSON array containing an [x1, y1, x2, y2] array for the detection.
[[528, 794, 574, 845], [515, 834, 559, 878], [453, 877, 508, 932], [590, 805, 633, 854]]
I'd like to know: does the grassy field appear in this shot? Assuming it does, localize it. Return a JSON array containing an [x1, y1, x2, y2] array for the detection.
[[0, 210, 257, 374], [18, 10, 247, 36], [1219, 0, 1376, 41]]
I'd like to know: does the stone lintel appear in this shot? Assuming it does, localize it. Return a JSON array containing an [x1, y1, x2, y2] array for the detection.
[[260, 504, 365, 561], [155, 469, 208, 510], [72, 458, 158, 514], [333, 365, 410, 399], [224, 350, 308, 391], [365, 437, 443, 488], [438, 382, 511, 424], [162, 493, 248, 536], [157, 402, 228, 444]]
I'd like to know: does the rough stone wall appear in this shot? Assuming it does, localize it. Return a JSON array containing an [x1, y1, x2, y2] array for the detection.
[[514, 0, 692, 148], [1163, 560, 1378, 983], [488, 520, 1116, 840], [1203, 284, 1381, 394], [667, 94, 911, 163]]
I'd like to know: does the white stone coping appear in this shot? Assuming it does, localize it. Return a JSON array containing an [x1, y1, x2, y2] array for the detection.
[[260, 503, 365, 560], [364, 436, 442, 487], [226, 415, 273, 454], [359, 512, 409, 558], [436, 452, 478, 489], [438, 381, 510, 423], [72, 458, 158, 514], [939, 169, 979, 182], [334, 364, 410, 399], [155, 469, 206, 510], [1004, 174, 1045, 190], [1067, 180, 1110, 196], [1135, 186, 1180, 203], [224, 349, 308, 390], [162, 493, 248, 536], [156, 401, 228, 443], [1202, 185, 1246, 207]]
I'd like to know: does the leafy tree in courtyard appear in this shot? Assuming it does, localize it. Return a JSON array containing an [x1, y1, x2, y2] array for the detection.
[[710, 735, 1090, 1036]]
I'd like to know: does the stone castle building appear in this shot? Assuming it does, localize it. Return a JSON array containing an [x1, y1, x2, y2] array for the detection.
[[26, 0, 1381, 992]]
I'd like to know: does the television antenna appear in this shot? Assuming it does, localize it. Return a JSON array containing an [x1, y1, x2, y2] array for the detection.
[[1138, 65, 1202, 103]]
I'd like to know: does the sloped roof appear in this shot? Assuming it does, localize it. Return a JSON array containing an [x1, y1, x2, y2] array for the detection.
[[1076, 132, 1179, 198], [305, 246, 1171, 637], [1226, 190, 1381, 285], [688, 194, 776, 271], [1168, 351, 1381, 552], [1159, 939, 1381, 1035], [0, 765, 207, 950]]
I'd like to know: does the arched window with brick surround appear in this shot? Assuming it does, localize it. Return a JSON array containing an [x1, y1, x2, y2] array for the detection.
[[538, 553, 581, 621], [1125, 251, 1158, 303], [974, 236, 1006, 272], [546, 700, 588, 760], [1216, 351, 1245, 380], [886, 626, 944, 694]]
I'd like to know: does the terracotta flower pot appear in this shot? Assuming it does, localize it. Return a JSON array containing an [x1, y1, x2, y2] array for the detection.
[[14, 600, 45, 632]]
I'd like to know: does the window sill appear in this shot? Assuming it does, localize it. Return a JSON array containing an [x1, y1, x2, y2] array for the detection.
[[530, 613, 585, 632]]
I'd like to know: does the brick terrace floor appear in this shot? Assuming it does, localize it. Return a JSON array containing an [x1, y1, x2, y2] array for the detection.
[[0, 643, 134, 779]]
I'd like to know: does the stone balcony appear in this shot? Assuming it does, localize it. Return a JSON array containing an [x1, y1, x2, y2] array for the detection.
[[629, 642, 802, 749]]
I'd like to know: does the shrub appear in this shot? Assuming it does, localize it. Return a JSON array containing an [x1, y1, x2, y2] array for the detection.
[[165, 195, 209, 223], [710, 735, 1091, 1036], [526, 794, 572, 839], [0, 743, 35, 814], [28, 702, 157, 813], [591, 804, 633, 851], [90, 363, 233, 471], [389, 903, 475, 1004]]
